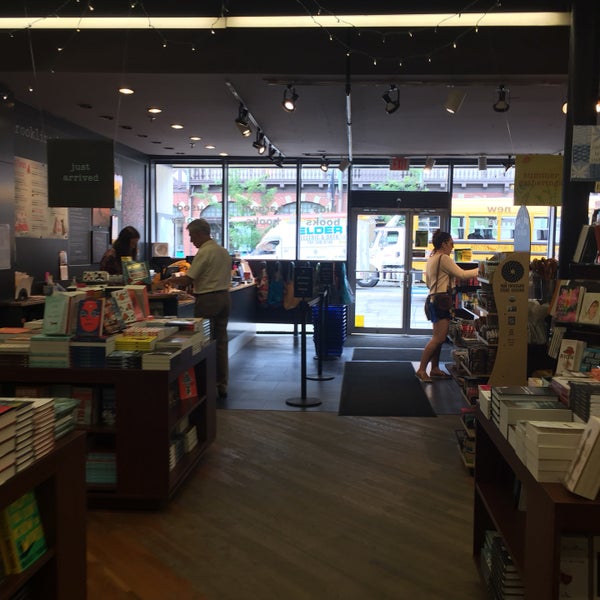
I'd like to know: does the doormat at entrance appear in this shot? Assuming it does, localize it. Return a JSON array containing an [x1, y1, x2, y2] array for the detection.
[[338, 361, 436, 417], [352, 348, 424, 362]]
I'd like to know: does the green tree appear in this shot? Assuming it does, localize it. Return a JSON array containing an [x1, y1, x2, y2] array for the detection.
[[370, 170, 428, 191]]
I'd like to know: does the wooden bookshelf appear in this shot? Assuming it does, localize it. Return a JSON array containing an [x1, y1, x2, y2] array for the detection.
[[0, 432, 86, 600], [474, 407, 600, 599], [0, 343, 217, 509]]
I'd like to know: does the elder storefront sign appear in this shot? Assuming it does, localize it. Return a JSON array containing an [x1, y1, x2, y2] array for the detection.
[[47, 139, 114, 208]]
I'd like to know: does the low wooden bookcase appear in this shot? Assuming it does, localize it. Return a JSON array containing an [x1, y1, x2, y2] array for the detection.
[[0, 432, 86, 600], [474, 407, 600, 599], [0, 342, 216, 509]]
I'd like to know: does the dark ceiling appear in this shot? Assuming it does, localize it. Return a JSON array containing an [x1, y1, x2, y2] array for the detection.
[[0, 0, 577, 163]]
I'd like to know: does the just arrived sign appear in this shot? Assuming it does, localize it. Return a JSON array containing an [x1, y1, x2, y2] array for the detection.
[[61, 162, 100, 182]]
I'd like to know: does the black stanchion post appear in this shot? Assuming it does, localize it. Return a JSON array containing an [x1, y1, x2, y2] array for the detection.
[[286, 264, 321, 408], [306, 287, 334, 381]]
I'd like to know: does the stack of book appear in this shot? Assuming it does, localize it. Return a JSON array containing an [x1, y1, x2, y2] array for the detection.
[[29, 333, 72, 368], [480, 530, 523, 599], [53, 397, 79, 440], [114, 334, 157, 352], [522, 421, 586, 482], [183, 425, 198, 453], [491, 386, 572, 438], [70, 335, 117, 368], [0, 405, 17, 485], [31, 397, 55, 460], [98, 387, 116, 428], [0, 399, 35, 472], [569, 381, 600, 423], [141, 348, 182, 370], [86, 451, 117, 485], [478, 384, 492, 418], [106, 350, 142, 369], [0, 491, 47, 574], [0, 327, 32, 368], [551, 372, 596, 406]]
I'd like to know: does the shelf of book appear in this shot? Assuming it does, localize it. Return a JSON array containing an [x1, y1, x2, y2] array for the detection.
[[474, 407, 600, 599], [0, 432, 86, 600], [0, 343, 216, 509]]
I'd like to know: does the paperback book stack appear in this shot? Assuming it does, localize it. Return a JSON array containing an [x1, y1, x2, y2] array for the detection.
[[0, 399, 35, 473], [70, 335, 117, 368], [524, 421, 586, 482], [86, 451, 116, 485], [569, 381, 600, 423], [114, 334, 157, 352], [480, 530, 524, 599], [0, 327, 31, 368], [0, 405, 17, 485], [478, 384, 492, 418], [491, 386, 572, 438], [141, 348, 182, 371], [29, 334, 72, 368], [53, 397, 79, 440], [106, 350, 142, 369], [31, 398, 55, 460], [0, 491, 47, 574]]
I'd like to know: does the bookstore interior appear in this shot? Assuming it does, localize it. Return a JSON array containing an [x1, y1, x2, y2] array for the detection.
[[1, 1, 600, 599]]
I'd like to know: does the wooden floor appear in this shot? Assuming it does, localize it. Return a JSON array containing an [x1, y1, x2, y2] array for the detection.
[[87, 410, 488, 599]]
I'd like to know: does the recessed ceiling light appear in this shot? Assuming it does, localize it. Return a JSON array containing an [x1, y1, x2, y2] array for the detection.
[[147, 107, 162, 114], [189, 136, 201, 141], [171, 123, 183, 129], [77, 103, 92, 109], [151, 140, 162, 144], [164, 146, 174, 150], [219, 152, 228, 156], [205, 144, 215, 149], [176, 152, 185, 155], [118, 87, 134, 95], [99, 114, 114, 120], [120, 125, 133, 130], [137, 134, 148, 138]]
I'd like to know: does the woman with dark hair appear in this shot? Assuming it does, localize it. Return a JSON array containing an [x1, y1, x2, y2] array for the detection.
[[100, 226, 140, 275], [416, 230, 479, 383]]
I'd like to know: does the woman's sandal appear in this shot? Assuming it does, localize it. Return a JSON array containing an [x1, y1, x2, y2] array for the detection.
[[430, 371, 452, 380], [415, 371, 433, 383]]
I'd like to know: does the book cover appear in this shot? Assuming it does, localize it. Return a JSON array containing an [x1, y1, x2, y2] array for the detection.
[[75, 297, 105, 339], [525, 421, 586, 446], [580, 347, 600, 373], [41, 292, 70, 335], [564, 415, 600, 500], [110, 288, 138, 324], [123, 260, 151, 285], [492, 386, 560, 401], [178, 368, 198, 401], [556, 339, 587, 375], [126, 285, 151, 317], [498, 399, 572, 438], [102, 296, 125, 335], [126, 289, 145, 321], [559, 535, 590, 599], [0, 491, 47, 574], [578, 292, 600, 325], [554, 283, 586, 323]]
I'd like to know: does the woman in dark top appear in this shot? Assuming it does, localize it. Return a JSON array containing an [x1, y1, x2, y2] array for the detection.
[[100, 226, 140, 275]]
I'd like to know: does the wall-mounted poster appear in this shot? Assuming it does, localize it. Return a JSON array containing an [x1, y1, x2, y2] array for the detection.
[[514, 154, 563, 206], [14, 156, 69, 239], [571, 125, 600, 181]]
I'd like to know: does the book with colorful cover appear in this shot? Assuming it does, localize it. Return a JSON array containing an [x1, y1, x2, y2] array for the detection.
[[178, 368, 198, 400], [580, 346, 600, 373], [110, 288, 138, 324], [0, 490, 47, 574], [577, 291, 600, 325], [126, 285, 151, 318], [102, 296, 125, 335], [556, 339, 587, 375], [123, 260, 151, 285], [75, 297, 105, 339], [553, 283, 586, 323]]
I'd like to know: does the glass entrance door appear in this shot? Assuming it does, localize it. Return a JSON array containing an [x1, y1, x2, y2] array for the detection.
[[349, 208, 448, 334]]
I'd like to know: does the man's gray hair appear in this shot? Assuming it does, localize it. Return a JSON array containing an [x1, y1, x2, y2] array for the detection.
[[187, 218, 211, 235]]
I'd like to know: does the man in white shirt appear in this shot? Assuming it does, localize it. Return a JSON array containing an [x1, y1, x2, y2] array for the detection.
[[163, 219, 232, 399]]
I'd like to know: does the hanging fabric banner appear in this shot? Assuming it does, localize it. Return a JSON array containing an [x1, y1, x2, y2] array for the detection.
[[514, 154, 563, 206]]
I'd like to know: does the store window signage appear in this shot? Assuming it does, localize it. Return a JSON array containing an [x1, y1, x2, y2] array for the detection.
[[47, 139, 115, 208]]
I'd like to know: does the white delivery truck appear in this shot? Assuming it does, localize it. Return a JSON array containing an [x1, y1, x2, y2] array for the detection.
[[355, 224, 406, 287]]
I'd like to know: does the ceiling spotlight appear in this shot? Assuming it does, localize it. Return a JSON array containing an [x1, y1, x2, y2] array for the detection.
[[0, 85, 15, 108], [235, 103, 252, 137], [424, 157, 435, 172], [478, 155, 488, 171], [493, 84, 510, 113], [320, 156, 329, 172], [382, 84, 400, 114], [282, 84, 298, 112], [118, 87, 134, 95], [502, 155, 514, 173], [268, 145, 277, 161], [444, 88, 466, 114], [147, 107, 162, 114], [562, 100, 568, 114], [252, 131, 267, 155]]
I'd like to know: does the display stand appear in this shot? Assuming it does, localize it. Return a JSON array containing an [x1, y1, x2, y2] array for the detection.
[[306, 288, 334, 382], [286, 264, 321, 408]]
